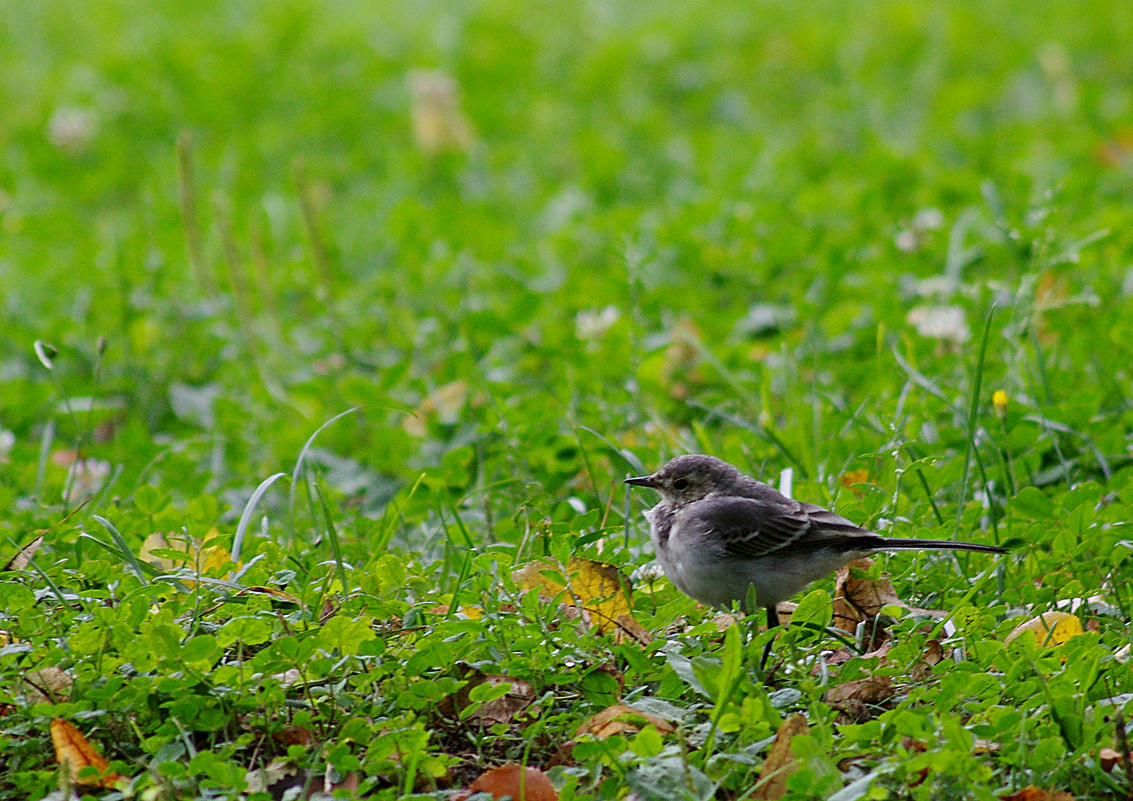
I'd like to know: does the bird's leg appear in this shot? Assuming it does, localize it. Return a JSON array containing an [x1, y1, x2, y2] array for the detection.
[[760, 605, 780, 671]]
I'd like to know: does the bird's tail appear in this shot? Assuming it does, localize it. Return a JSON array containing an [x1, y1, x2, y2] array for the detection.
[[878, 538, 1007, 555]]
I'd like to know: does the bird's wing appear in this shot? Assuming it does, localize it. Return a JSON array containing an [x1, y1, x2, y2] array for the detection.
[[685, 495, 814, 559], [685, 495, 878, 560], [798, 502, 870, 537]]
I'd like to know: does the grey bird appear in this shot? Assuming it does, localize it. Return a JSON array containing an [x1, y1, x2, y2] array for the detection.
[[626, 454, 1007, 630]]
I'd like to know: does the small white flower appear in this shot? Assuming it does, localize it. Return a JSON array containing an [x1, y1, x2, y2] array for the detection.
[[575, 305, 620, 341], [47, 106, 98, 152], [632, 562, 666, 583], [907, 304, 971, 344], [913, 208, 944, 231], [0, 429, 14, 463], [895, 229, 919, 252]]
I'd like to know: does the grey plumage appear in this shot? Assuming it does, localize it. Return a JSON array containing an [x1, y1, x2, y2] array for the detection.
[[626, 454, 1007, 624]]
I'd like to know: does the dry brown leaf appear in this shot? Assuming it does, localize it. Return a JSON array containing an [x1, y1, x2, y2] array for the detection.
[[23, 667, 73, 704], [256, 762, 362, 800], [459, 765, 557, 801], [3, 535, 44, 571], [752, 713, 808, 800], [574, 703, 675, 740], [1099, 747, 1126, 773], [272, 725, 314, 748], [774, 601, 796, 627], [826, 676, 894, 722], [613, 613, 652, 645], [440, 669, 535, 726], [819, 641, 891, 671], [999, 787, 1075, 801], [513, 557, 633, 634], [51, 718, 123, 788], [837, 558, 902, 619]]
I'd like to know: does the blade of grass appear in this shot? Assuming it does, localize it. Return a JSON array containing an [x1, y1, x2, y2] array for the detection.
[[311, 479, 350, 596], [954, 305, 996, 541], [232, 471, 288, 563]]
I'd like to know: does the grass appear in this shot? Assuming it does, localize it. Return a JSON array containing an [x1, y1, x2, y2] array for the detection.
[[2, 0, 1133, 798]]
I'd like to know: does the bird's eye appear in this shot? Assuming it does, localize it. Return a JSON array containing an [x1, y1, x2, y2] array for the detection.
[[672, 478, 689, 491]]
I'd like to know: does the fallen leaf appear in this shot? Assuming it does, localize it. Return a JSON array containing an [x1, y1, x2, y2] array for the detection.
[[272, 726, 314, 748], [835, 558, 902, 621], [3, 536, 44, 571], [1005, 612, 1083, 647], [1099, 747, 1127, 773], [752, 713, 808, 800], [614, 613, 652, 645], [439, 668, 535, 726], [458, 765, 557, 801], [839, 470, 871, 497], [513, 557, 633, 633], [22, 667, 73, 704], [429, 603, 484, 620], [140, 529, 233, 581], [999, 787, 1075, 801], [51, 718, 123, 788], [575, 703, 675, 740], [825, 676, 894, 722]]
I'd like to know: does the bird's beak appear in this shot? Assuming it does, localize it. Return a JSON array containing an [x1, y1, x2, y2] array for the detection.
[[625, 475, 658, 488]]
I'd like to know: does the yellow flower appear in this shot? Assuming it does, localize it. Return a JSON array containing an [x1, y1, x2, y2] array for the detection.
[[992, 390, 1008, 418]]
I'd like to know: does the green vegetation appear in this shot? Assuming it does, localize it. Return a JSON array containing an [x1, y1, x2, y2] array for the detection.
[[2, 0, 1132, 797]]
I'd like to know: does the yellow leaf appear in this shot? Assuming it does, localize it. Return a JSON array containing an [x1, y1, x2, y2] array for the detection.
[[1005, 611, 1083, 647], [51, 718, 123, 788], [140, 529, 234, 583], [513, 557, 633, 633]]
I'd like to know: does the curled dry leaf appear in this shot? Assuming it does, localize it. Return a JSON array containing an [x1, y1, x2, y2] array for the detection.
[[513, 557, 633, 634], [3, 535, 44, 571], [752, 713, 808, 800], [51, 718, 123, 788], [575, 703, 675, 740], [1005, 611, 1083, 647], [833, 557, 903, 633], [457, 764, 557, 801], [825, 676, 894, 722], [440, 668, 535, 726]]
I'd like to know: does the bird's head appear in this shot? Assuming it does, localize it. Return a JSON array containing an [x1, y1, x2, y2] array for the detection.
[[625, 454, 745, 505]]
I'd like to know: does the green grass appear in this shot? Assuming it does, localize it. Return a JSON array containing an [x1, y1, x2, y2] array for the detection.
[[2, 0, 1133, 798]]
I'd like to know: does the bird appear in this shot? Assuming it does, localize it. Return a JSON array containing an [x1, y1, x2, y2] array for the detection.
[[625, 454, 1007, 632]]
